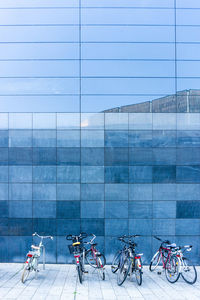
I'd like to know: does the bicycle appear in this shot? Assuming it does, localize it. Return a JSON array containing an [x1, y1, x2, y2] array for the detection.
[[21, 232, 53, 283], [174, 245, 197, 284], [111, 235, 143, 286], [84, 234, 106, 280], [66, 232, 88, 284], [150, 236, 180, 283]]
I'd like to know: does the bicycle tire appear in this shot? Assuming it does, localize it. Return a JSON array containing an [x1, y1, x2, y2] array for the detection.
[[165, 255, 180, 284], [97, 257, 105, 281], [111, 250, 121, 274], [77, 265, 83, 284], [181, 257, 197, 285], [21, 264, 30, 283], [135, 258, 142, 286], [149, 251, 160, 272], [135, 269, 142, 286], [117, 256, 131, 286]]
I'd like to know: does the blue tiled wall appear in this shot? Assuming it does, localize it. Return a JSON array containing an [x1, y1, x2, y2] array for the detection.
[[0, 112, 199, 264]]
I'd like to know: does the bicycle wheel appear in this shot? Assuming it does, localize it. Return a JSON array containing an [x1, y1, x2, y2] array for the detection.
[[111, 250, 121, 273], [149, 251, 161, 272], [77, 265, 83, 284], [21, 264, 31, 283], [135, 259, 142, 286], [181, 257, 197, 284], [117, 256, 131, 286], [97, 257, 105, 281], [165, 255, 180, 283]]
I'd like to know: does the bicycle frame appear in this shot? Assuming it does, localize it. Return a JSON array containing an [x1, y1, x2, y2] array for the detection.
[[158, 246, 173, 269]]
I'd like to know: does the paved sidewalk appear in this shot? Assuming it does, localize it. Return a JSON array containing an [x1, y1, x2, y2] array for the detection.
[[0, 264, 199, 300]]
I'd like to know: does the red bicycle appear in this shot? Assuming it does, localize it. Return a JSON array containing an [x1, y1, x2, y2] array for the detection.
[[85, 234, 106, 280], [149, 236, 180, 283]]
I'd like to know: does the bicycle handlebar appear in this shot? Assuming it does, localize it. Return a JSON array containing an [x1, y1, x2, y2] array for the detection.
[[32, 232, 53, 240], [84, 234, 96, 245], [66, 232, 87, 241], [153, 236, 170, 245]]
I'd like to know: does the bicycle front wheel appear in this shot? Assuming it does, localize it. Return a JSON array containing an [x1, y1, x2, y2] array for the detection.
[[165, 255, 180, 283], [21, 264, 30, 283], [111, 250, 121, 273], [117, 256, 131, 286], [181, 257, 197, 284], [149, 251, 160, 272]]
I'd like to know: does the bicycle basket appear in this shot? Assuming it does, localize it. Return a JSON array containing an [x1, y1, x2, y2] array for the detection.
[[68, 245, 74, 254]]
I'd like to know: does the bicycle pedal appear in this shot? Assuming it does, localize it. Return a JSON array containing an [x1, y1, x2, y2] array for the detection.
[[83, 271, 88, 274]]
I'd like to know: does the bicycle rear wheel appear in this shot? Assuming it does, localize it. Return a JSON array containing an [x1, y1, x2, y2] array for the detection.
[[111, 250, 121, 273], [181, 257, 197, 284], [77, 265, 83, 284], [97, 257, 105, 281], [117, 256, 131, 286], [135, 269, 142, 286], [21, 264, 31, 283], [135, 258, 142, 286], [165, 255, 180, 283], [149, 251, 160, 272]]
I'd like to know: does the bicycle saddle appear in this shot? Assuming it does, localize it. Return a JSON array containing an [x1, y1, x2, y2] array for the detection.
[[91, 243, 97, 246], [166, 243, 177, 248]]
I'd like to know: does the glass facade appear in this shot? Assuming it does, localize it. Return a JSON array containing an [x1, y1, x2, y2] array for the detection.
[[0, 0, 200, 264]]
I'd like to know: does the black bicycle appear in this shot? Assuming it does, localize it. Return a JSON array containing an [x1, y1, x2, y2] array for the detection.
[[111, 235, 143, 286], [66, 232, 87, 284]]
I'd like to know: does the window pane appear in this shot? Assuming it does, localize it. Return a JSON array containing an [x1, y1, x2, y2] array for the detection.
[[0, 78, 79, 94], [82, 0, 173, 8], [9, 113, 32, 129], [82, 43, 175, 59], [177, 61, 200, 77], [57, 130, 80, 147], [177, 0, 200, 8], [0, 61, 79, 77], [9, 130, 32, 147], [33, 130, 56, 147], [57, 113, 80, 129], [82, 9, 174, 25], [33, 113, 56, 129], [105, 113, 128, 130], [81, 113, 104, 130], [0, 26, 79, 42], [0, 9, 78, 25], [82, 26, 175, 42], [176, 26, 200, 42], [0, 96, 79, 113], [82, 78, 175, 94], [129, 113, 152, 130], [82, 61, 175, 77], [0, 114, 8, 129], [81, 130, 104, 147], [0, 0, 78, 8], [177, 44, 200, 60], [177, 9, 200, 25]]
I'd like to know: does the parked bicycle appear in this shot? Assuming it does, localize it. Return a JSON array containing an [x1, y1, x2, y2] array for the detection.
[[66, 232, 88, 284], [111, 235, 143, 286], [150, 236, 180, 283], [21, 232, 53, 283], [84, 234, 106, 280], [173, 244, 197, 284]]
